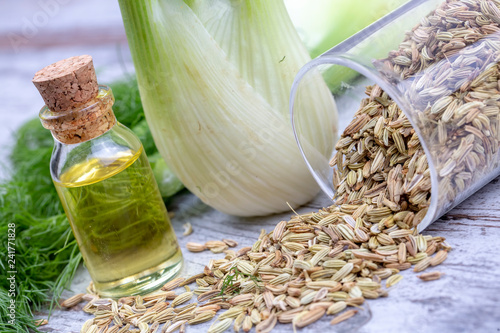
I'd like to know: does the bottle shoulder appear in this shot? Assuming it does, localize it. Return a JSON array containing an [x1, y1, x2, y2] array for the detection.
[[50, 123, 143, 184]]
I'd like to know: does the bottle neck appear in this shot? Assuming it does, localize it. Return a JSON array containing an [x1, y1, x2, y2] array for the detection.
[[39, 85, 117, 144]]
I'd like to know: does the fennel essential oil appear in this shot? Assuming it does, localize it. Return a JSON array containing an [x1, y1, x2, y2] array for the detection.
[[54, 146, 182, 296], [33, 55, 183, 297]]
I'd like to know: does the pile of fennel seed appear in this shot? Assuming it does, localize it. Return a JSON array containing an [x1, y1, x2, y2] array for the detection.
[[69, 197, 449, 333]]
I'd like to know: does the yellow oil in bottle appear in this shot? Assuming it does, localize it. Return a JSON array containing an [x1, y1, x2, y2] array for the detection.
[[53, 146, 182, 297]]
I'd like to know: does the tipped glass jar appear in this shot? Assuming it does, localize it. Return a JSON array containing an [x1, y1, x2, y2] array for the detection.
[[34, 56, 182, 297], [290, 0, 500, 231]]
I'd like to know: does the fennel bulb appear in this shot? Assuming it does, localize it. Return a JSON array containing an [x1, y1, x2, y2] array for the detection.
[[118, 0, 337, 216], [285, 0, 408, 58], [285, 0, 407, 93]]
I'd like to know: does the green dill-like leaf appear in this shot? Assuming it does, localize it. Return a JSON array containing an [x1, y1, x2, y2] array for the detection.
[[109, 79, 145, 128], [109, 79, 158, 157], [219, 267, 240, 296], [219, 267, 262, 298]]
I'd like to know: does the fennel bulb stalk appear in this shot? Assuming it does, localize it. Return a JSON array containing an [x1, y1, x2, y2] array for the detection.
[[118, 0, 337, 216]]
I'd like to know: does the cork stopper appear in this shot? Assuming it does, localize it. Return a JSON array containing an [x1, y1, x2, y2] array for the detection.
[[33, 55, 116, 144], [33, 55, 99, 112]]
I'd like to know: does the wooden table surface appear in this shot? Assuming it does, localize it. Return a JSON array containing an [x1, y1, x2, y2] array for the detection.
[[39, 176, 500, 333]]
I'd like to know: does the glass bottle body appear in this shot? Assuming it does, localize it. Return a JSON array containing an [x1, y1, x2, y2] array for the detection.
[[46, 88, 182, 297]]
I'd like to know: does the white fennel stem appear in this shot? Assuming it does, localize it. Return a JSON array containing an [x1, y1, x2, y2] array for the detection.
[[118, 0, 338, 216]]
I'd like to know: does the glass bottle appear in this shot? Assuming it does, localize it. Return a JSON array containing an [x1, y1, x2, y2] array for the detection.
[[33, 55, 183, 297]]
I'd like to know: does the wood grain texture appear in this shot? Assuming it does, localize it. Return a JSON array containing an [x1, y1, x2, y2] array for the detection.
[[38, 176, 500, 333]]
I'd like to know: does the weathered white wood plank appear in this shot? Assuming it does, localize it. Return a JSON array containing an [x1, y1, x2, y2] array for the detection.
[[38, 176, 500, 333]]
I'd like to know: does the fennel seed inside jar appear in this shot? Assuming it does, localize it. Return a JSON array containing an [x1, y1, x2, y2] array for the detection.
[[330, 85, 431, 228], [327, 0, 500, 230]]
